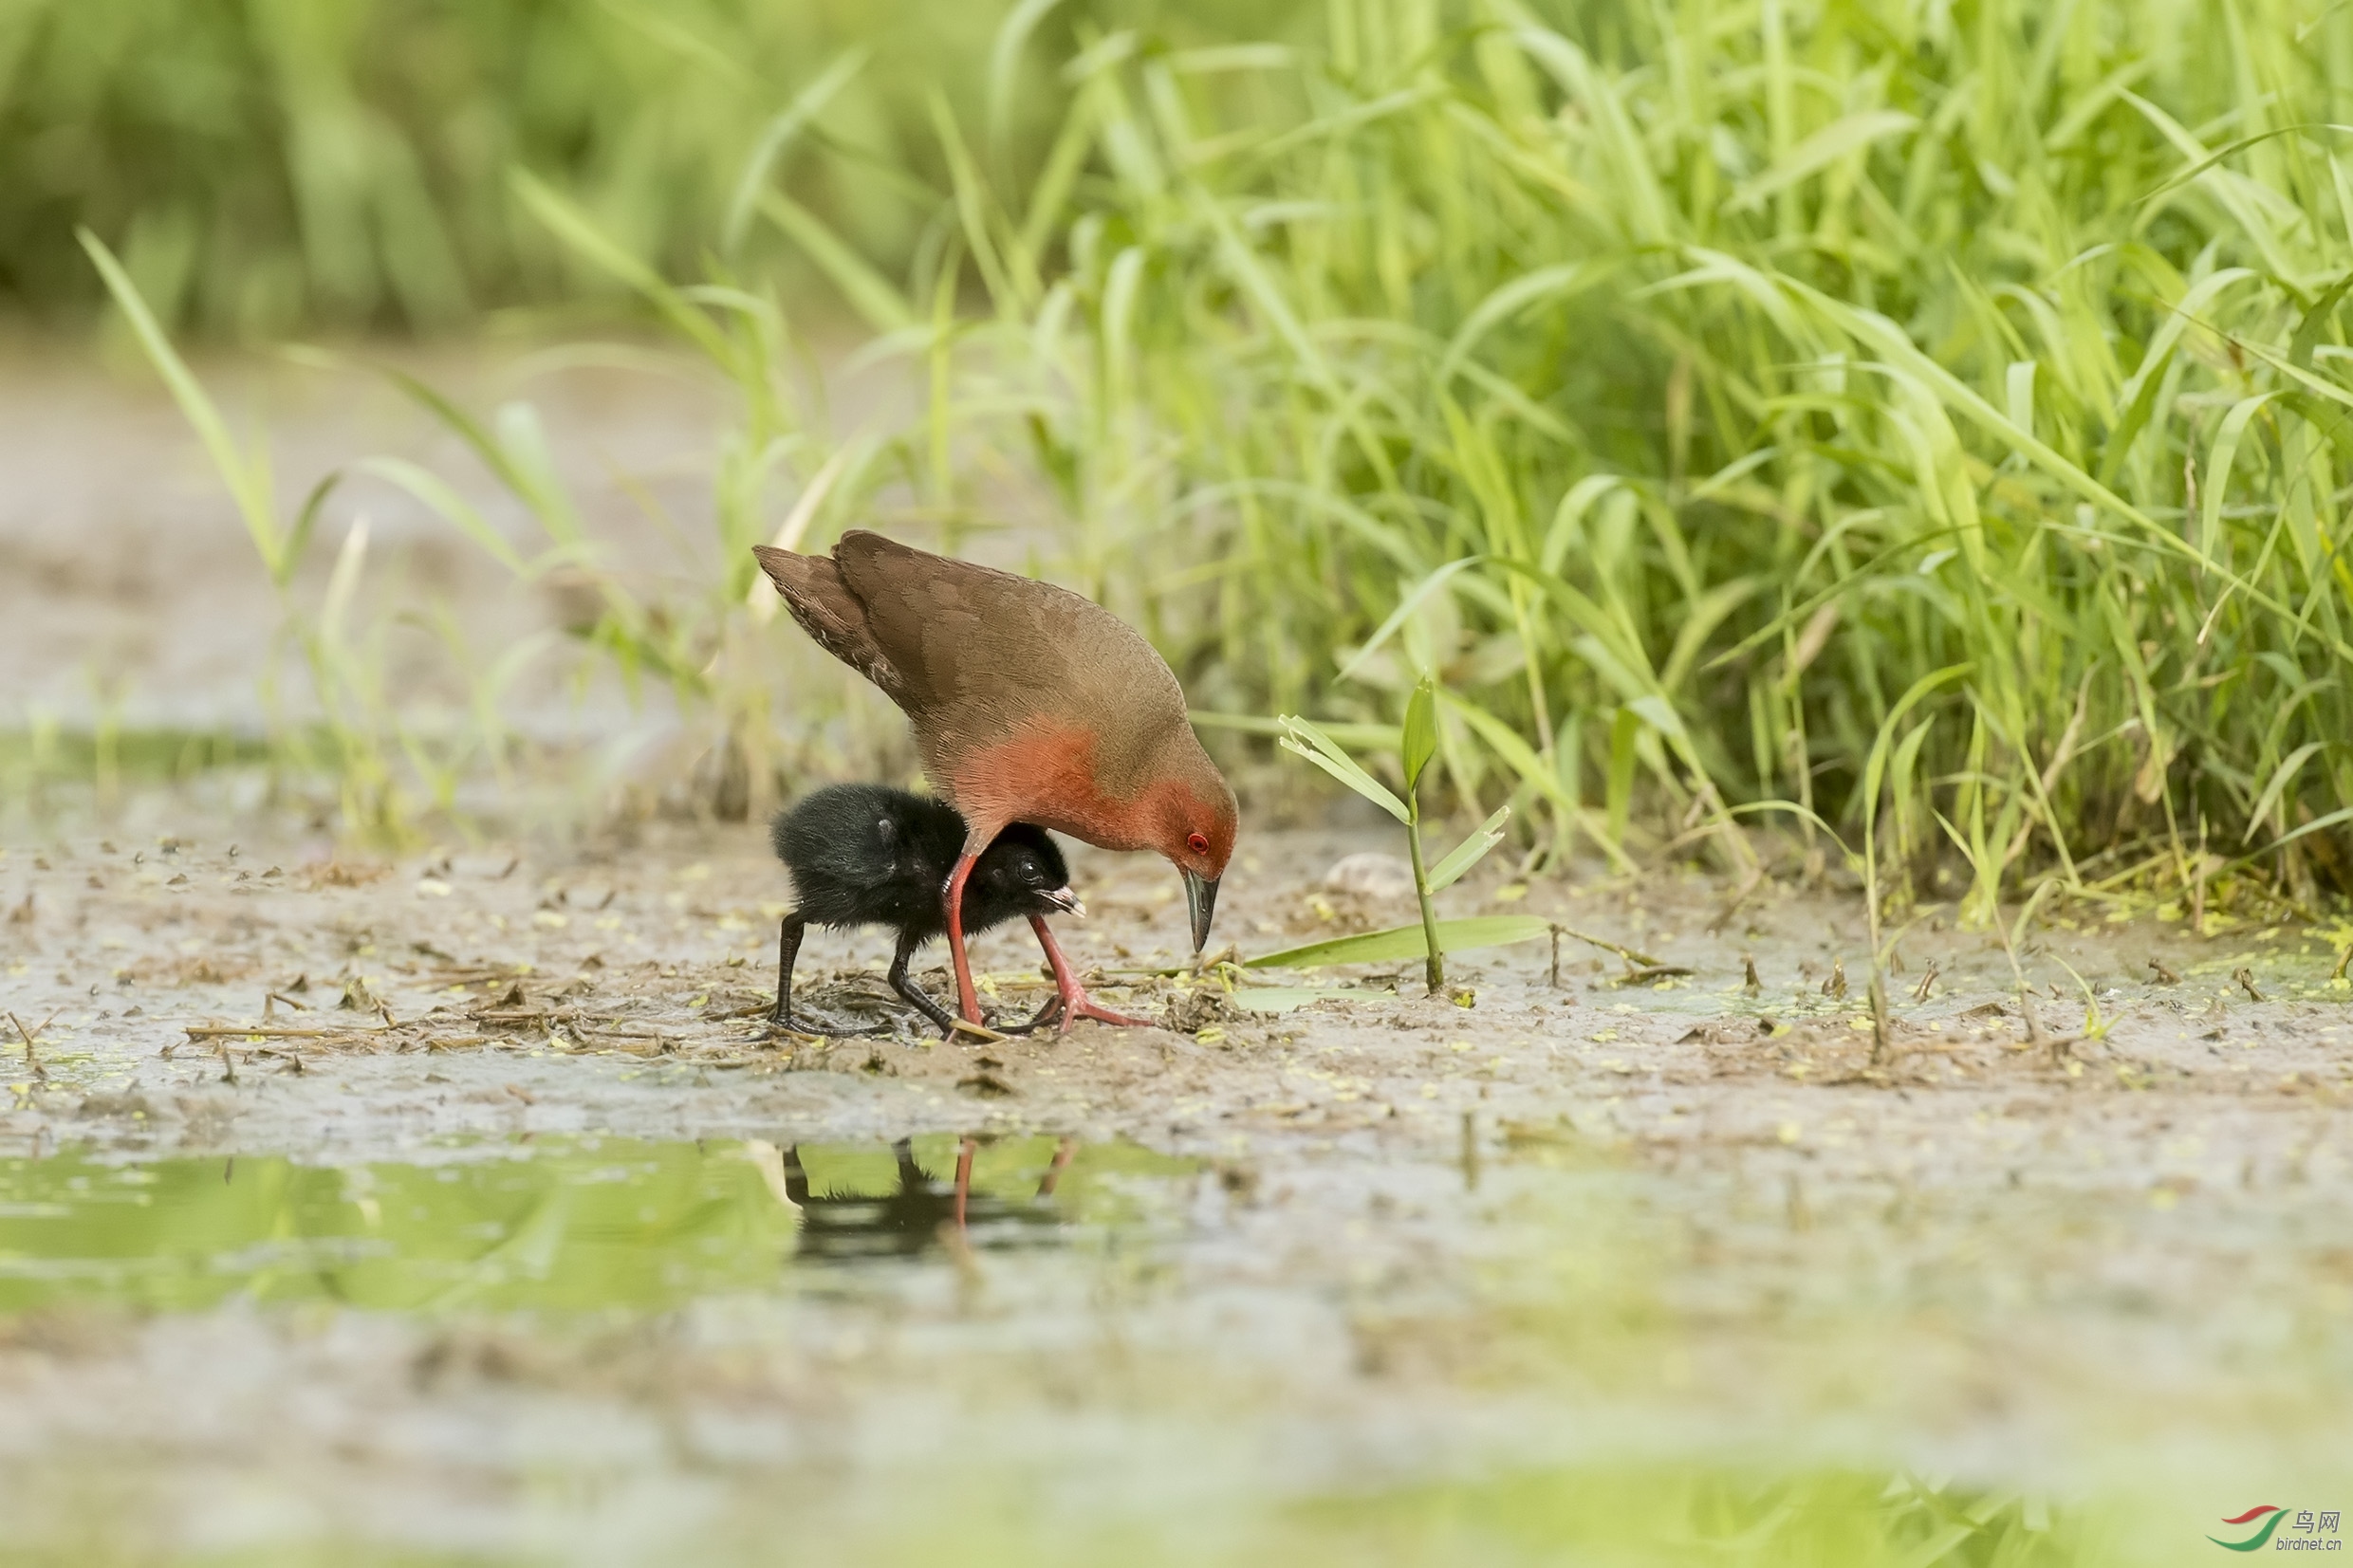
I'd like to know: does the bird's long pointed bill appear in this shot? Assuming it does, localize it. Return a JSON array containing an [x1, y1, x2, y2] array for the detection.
[[1183, 870, 1219, 952], [1043, 887, 1085, 917]]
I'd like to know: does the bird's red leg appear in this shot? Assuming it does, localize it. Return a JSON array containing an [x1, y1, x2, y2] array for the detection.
[[1028, 915, 1154, 1031], [943, 852, 984, 1026], [954, 1135, 975, 1232], [1036, 1135, 1076, 1198]]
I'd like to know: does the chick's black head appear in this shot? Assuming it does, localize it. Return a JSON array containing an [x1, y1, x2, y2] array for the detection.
[[965, 822, 1077, 929]]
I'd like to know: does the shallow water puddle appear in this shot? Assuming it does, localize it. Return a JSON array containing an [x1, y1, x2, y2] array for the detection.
[[0, 1134, 1194, 1314]]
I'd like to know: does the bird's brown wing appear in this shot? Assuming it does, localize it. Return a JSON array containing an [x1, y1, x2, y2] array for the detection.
[[751, 544, 909, 702], [827, 531, 1064, 715], [829, 529, 1188, 789]]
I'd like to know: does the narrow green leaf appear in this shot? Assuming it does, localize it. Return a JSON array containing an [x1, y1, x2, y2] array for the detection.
[[1443, 694, 1574, 814], [2245, 741, 2329, 845], [1247, 916, 1553, 969], [2135, 120, 2353, 207], [1401, 678, 1439, 790], [1626, 694, 1687, 743], [1729, 109, 1918, 211], [2005, 360, 2036, 439], [510, 171, 734, 370], [1436, 264, 1598, 385], [280, 471, 343, 592], [78, 228, 280, 577], [2289, 268, 2353, 372], [1862, 664, 1973, 823], [2201, 394, 2276, 563], [1190, 710, 1396, 750], [929, 90, 1019, 311], [1277, 721, 1409, 822], [358, 458, 532, 577], [760, 191, 918, 334], [1541, 474, 1628, 577], [1427, 804, 1512, 892], [987, 0, 1064, 149], [382, 365, 533, 500], [1606, 708, 1640, 847], [723, 47, 871, 255], [1339, 558, 1483, 683]]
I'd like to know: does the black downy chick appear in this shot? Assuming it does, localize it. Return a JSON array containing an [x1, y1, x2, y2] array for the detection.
[[770, 784, 1078, 1034]]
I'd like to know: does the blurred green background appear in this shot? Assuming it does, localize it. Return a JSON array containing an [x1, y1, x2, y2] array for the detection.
[[0, 0, 1311, 336]]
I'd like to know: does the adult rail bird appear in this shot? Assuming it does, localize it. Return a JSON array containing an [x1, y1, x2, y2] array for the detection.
[[754, 531, 1236, 1031]]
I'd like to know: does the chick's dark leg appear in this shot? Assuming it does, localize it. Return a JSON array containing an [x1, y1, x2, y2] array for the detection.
[[886, 930, 960, 1037], [782, 1146, 811, 1206], [1028, 915, 1153, 1031], [942, 852, 985, 1025], [770, 913, 808, 1029]]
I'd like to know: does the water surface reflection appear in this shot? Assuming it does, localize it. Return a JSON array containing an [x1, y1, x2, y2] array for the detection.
[[0, 1133, 1191, 1315]]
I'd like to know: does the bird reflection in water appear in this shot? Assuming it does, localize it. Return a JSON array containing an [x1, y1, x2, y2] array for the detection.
[[769, 1135, 1076, 1261]]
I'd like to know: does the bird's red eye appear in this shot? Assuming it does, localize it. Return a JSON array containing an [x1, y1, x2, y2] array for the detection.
[[1187, 832, 1210, 857]]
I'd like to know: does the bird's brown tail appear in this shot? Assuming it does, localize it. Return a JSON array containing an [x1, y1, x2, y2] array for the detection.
[[751, 544, 902, 699]]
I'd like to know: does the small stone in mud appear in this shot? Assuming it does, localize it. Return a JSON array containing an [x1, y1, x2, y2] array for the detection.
[[1323, 853, 1416, 901]]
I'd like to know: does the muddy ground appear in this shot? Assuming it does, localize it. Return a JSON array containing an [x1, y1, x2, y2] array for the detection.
[[2, 807, 2350, 1563]]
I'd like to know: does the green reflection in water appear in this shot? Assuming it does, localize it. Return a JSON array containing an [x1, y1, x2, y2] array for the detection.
[[1280, 1466, 2115, 1566], [0, 1134, 1191, 1316]]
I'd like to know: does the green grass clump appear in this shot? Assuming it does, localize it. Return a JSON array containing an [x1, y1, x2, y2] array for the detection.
[[65, 0, 2353, 926], [764, 0, 2353, 918]]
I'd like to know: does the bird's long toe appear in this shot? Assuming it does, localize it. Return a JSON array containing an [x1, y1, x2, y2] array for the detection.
[[1050, 984, 1154, 1033]]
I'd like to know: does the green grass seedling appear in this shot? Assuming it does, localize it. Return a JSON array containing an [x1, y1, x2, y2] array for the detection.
[[1276, 675, 1516, 992]]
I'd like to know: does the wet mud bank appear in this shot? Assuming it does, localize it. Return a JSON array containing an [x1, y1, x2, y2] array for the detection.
[[2, 819, 2350, 1560]]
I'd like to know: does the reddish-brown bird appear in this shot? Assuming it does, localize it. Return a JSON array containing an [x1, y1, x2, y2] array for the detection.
[[754, 530, 1237, 1031]]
